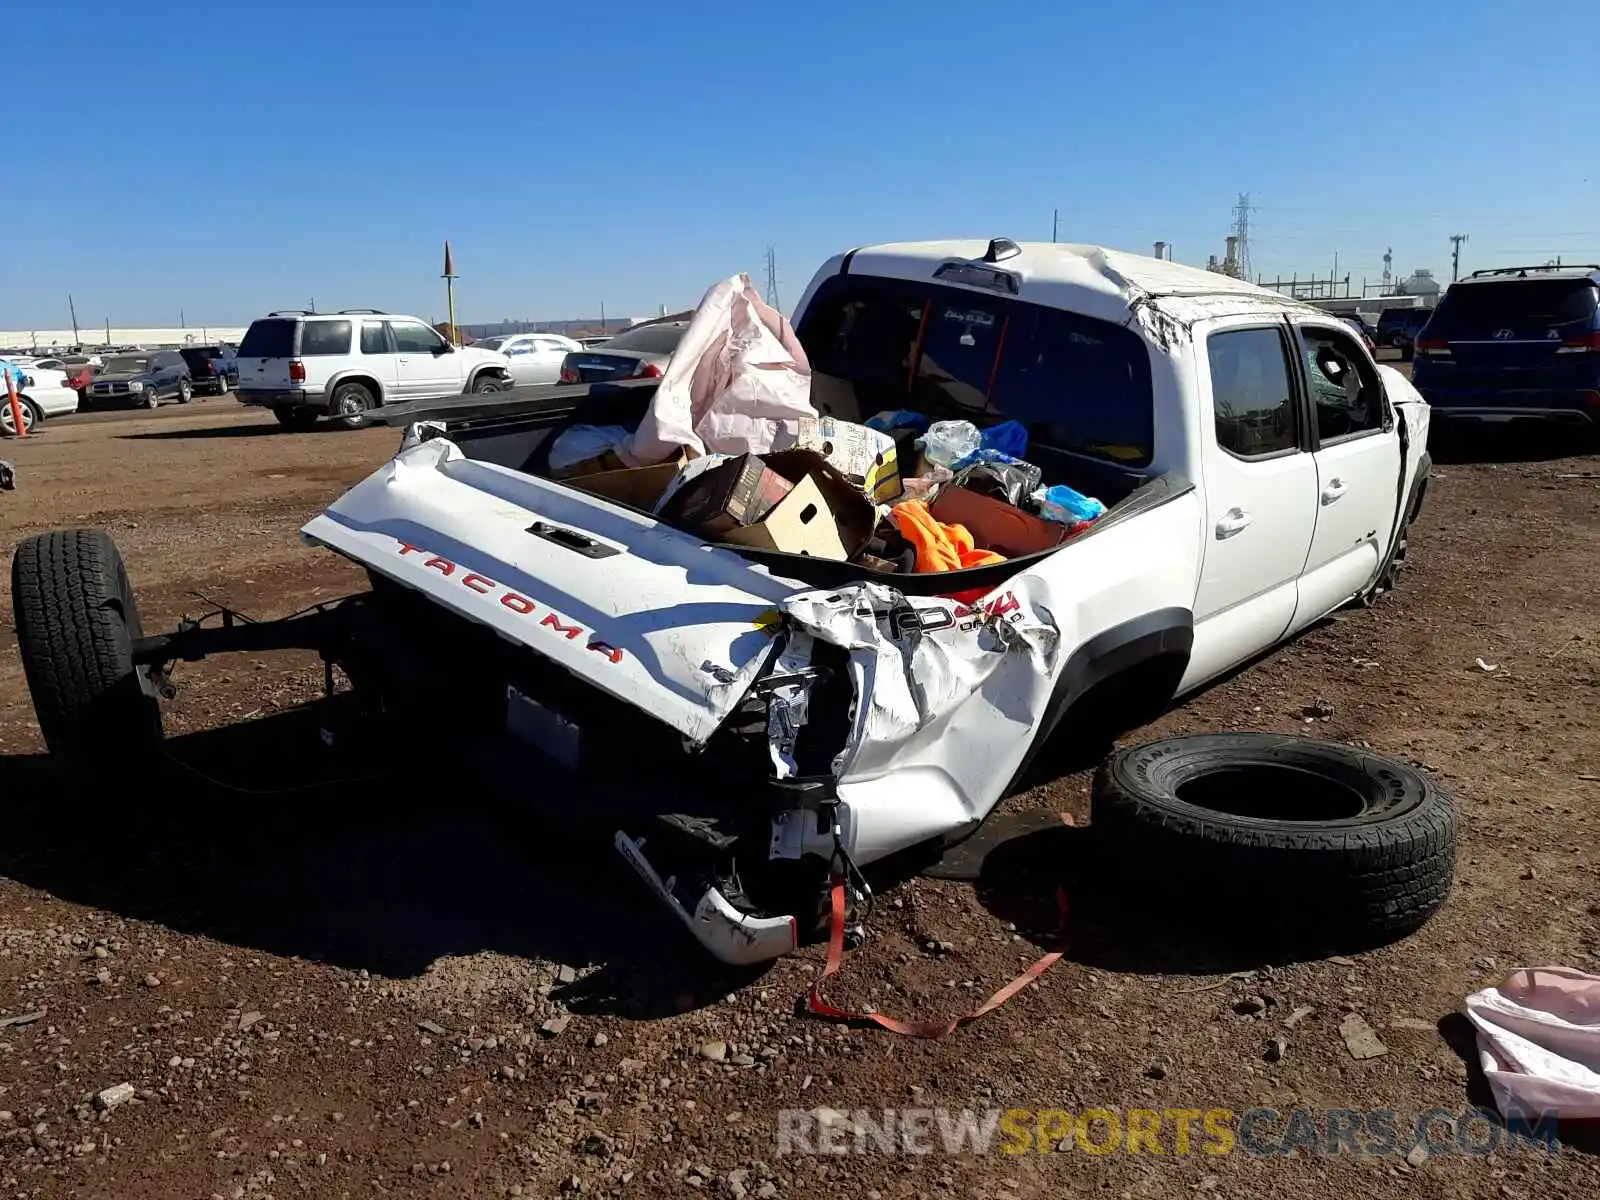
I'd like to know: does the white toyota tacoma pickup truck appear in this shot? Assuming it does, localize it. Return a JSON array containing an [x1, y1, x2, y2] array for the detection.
[[12, 240, 1431, 965]]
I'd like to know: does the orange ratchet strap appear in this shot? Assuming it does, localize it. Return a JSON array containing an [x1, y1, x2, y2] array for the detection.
[[804, 870, 1069, 1038]]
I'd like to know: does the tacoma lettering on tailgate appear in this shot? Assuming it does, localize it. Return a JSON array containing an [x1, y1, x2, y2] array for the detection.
[[396, 540, 625, 664]]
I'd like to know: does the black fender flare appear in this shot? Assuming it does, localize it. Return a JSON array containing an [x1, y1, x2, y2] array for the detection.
[[1009, 606, 1194, 784], [1406, 449, 1432, 521]]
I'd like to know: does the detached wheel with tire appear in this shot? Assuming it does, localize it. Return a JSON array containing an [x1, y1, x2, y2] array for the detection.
[[1091, 734, 1456, 950], [274, 406, 320, 432], [330, 381, 375, 429], [0, 397, 39, 437], [12, 528, 164, 768]]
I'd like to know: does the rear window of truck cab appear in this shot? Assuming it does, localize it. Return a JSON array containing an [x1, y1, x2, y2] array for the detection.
[[797, 275, 1154, 466]]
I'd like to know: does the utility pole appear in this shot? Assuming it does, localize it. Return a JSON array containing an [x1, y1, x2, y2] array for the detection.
[[600, 301, 607, 333], [442, 240, 459, 344], [67, 294, 80, 346], [1052, 209, 1059, 243], [764, 246, 781, 313], [1449, 233, 1469, 282]]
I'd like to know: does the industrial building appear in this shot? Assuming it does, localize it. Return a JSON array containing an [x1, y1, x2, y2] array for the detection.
[[0, 326, 248, 353]]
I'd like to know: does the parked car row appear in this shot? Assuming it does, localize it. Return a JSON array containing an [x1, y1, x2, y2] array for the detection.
[[226, 309, 695, 432]]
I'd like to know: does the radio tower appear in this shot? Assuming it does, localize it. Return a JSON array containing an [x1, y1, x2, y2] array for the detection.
[[764, 246, 781, 313], [1231, 193, 1256, 282], [1382, 247, 1393, 289]]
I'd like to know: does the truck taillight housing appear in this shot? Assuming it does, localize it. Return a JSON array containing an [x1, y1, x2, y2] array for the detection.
[[635, 361, 663, 378], [559, 365, 579, 383], [1557, 331, 1600, 354], [289, 359, 306, 382]]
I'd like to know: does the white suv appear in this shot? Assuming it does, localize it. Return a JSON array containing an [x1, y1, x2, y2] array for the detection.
[[234, 309, 514, 431]]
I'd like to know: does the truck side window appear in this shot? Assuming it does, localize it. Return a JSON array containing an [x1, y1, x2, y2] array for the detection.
[[360, 322, 389, 354], [1208, 328, 1298, 459], [1298, 326, 1383, 442]]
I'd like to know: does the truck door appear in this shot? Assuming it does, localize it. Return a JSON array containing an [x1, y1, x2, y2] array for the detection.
[[1289, 320, 1401, 629], [1182, 320, 1321, 691]]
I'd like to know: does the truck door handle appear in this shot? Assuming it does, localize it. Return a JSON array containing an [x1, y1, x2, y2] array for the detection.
[[1215, 508, 1252, 539], [1321, 478, 1347, 505]]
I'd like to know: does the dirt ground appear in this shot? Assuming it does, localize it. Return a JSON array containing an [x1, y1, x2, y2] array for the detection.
[[0, 398, 1596, 1200]]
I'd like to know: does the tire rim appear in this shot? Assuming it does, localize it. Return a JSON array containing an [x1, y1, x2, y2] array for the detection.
[[338, 391, 364, 418], [2, 403, 31, 434]]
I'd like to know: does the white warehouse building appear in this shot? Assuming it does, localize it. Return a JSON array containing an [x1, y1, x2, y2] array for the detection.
[[0, 326, 249, 352]]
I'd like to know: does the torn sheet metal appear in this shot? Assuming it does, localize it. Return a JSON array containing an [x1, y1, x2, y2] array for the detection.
[[762, 631, 817, 780], [780, 581, 1059, 776], [399, 420, 448, 453]]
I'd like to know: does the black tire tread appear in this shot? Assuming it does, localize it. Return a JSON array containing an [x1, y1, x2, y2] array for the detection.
[[1092, 735, 1456, 945], [11, 528, 161, 761]]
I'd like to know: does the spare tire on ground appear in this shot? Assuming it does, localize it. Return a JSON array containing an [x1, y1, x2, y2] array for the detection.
[[1091, 734, 1456, 950], [12, 528, 164, 767]]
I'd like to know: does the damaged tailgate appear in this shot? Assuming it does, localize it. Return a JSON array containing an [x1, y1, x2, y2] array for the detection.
[[300, 437, 800, 743]]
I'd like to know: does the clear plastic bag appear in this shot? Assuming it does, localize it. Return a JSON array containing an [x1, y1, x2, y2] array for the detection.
[[921, 420, 982, 469]]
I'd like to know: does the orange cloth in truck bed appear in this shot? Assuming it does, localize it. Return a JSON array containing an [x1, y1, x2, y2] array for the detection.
[[889, 501, 1007, 573]]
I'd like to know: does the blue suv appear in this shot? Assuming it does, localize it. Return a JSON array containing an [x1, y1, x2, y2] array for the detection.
[[1412, 264, 1600, 428]]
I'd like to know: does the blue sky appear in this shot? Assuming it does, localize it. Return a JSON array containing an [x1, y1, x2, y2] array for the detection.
[[4, 0, 1597, 329]]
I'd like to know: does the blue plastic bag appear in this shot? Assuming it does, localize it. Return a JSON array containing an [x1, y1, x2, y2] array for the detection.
[[978, 420, 1029, 459], [865, 410, 930, 434], [1032, 483, 1107, 525]]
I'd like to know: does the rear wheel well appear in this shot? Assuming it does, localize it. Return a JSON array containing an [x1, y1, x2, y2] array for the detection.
[[1056, 653, 1188, 745], [328, 375, 382, 409], [1009, 613, 1192, 790]]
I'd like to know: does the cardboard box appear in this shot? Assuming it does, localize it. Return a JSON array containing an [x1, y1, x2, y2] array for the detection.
[[759, 449, 877, 559], [658, 453, 795, 537], [720, 474, 848, 559], [790, 416, 903, 503], [930, 486, 1068, 558], [551, 448, 627, 479], [564, 462, 684, 512]]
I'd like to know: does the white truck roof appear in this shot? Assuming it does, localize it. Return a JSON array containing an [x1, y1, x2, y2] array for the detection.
[[837, 239, 1322, 336]]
